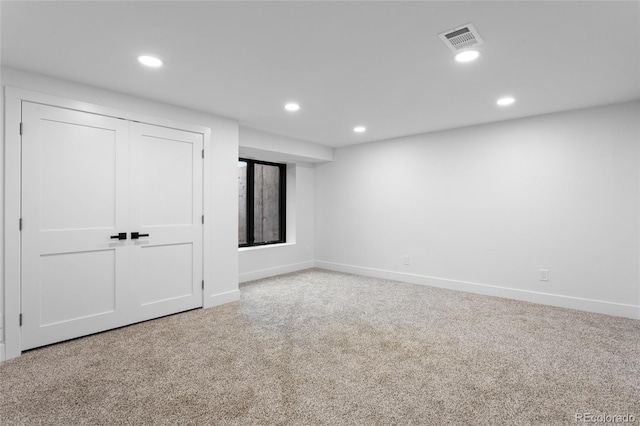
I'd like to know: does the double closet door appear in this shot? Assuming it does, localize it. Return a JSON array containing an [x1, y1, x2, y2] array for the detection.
[[21, 102, 204, 350]]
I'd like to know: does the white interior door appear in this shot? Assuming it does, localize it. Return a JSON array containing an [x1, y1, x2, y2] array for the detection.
[[129, 122, 203, 321], [21, 103, 204, 351], [21, 102, 132, 350]]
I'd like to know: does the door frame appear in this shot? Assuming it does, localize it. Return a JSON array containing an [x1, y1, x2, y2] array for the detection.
[[3, 87, 212, 360]]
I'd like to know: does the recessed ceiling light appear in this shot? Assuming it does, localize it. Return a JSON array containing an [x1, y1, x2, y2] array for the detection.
[[496, 96, 515, 106], [137, 55, 163, 68], [353, 126, 366, 133], [454, 50, 480, 63], [284, 103, 300, 112]]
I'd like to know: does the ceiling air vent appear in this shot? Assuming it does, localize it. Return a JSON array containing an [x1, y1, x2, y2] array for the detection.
[[438, 23, 484, 52]]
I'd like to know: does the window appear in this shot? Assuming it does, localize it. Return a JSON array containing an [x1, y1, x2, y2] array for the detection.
[[238, 158, 286, 247]]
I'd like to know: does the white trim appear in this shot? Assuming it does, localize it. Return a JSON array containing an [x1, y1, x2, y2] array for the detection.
[[6, 87, 210, 136], [3, 87, 213, 360], [207, 290, 241, 306], [239, 261, 314, 283], [4, 87, 23, 360], [202, 128, 213, 309], [238, 242, 295, 252], [314, 261, 640, 320]]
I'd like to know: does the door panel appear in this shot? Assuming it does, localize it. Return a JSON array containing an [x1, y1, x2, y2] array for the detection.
[[40, 249, 116, 326], [140, 243, 194, 305], [21, 102, 130, 350], [139, 136, 194, 226], [129, 122, 203, 322], [39, 119, 117, 231]]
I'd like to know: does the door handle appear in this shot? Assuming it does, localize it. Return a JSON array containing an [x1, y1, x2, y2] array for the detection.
[[110, 232, 127, 240], [131, 232, 149, 240]]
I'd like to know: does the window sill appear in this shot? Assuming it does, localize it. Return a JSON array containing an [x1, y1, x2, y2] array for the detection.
[[238, 242, 295, 252]]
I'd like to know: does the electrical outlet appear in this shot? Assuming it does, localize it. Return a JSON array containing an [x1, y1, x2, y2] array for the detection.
[[540, 269, 549, 282], [403, 255, 410, 266]]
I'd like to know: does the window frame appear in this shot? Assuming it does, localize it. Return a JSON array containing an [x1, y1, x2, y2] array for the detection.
[[238, 158, 287, 247]]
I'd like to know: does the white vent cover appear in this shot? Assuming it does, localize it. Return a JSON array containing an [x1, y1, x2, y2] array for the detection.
[[438, 23, 484, 52]]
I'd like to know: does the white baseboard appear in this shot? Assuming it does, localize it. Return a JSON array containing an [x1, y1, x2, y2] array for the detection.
[[314, 261, 640, 320], [205, 289, 241, 308], [239, 260, 315, 283]]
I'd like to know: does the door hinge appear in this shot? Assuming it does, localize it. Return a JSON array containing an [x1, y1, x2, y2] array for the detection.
[[19, 218, 22, 231], [202, 280, 204, 290], [19, 122, 23, 135], [202, 149, 204, 159], [202, 215, 204, 224], [19, 314, 23, 326]]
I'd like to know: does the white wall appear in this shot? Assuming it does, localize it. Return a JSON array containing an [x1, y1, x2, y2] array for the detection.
[[238, 127, 328, 282], [315, 101, 640, 319], [1, 67, 240, 359]]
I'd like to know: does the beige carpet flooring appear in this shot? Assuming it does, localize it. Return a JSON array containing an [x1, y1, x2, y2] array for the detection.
[[0, 268, 638, 425]]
